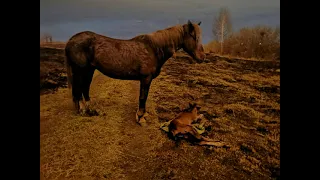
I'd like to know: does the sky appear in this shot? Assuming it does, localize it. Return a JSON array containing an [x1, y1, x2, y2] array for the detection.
[[40, 0, 280, 44]]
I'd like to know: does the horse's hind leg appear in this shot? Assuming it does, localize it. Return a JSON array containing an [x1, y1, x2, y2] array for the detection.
[[82, 66, 98, 116], [71, 68, 84, 114]]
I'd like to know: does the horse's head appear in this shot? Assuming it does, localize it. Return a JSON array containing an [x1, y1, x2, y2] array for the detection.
[[182, 20, 206, 63]]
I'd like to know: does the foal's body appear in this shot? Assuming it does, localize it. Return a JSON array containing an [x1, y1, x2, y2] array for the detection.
[[169, 103, 214, 144], [65, 21, 205, 124]]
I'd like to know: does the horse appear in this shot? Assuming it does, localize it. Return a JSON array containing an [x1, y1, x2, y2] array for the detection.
[[65, 20, 206, 125]]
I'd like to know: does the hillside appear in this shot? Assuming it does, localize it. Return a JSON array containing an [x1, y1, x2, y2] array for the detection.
[[40, 44, 280, 180]]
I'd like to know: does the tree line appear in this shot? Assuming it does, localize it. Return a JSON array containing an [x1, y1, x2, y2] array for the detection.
[[208, 7, 280, 60]]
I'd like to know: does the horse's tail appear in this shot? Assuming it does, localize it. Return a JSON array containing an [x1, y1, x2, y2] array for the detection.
[[64, 32, 95, 92], [65, 49, 73, 90]]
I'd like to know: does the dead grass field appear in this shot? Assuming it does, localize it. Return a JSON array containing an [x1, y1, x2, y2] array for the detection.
[[40, 42, 66, 49], [40, 43, 280, 180]]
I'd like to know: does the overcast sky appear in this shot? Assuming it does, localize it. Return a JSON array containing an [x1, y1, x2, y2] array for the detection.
[[40, 0, 280, 44]]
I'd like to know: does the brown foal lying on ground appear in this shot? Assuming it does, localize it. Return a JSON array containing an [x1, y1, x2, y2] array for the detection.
[[168, 103, 220, 146]]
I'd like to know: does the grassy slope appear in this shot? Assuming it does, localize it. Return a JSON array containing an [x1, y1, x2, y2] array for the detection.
[[40, 44, 280, 180]]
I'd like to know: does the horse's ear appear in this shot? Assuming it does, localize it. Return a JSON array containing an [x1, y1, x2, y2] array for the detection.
[[198, 21, 202, 26], [187, 20, 194, 32]]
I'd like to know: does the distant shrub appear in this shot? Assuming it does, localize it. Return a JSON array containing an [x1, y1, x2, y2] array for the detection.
[[205, 26, 280, 60]]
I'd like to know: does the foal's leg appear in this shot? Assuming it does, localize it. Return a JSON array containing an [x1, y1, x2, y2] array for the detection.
[[82, 67, 98, 116], [188, 127, 214, 142], [195, 114, 204, 122], [136, 76, 152, 125]]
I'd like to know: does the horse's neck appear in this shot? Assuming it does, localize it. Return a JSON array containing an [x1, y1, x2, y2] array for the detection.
[[158, 42, 181, 61], [132, 26, 184, 66], [152, 30, 184, 64]]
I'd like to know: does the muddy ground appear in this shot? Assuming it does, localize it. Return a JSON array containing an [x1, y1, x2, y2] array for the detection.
[[40, 47, 67, 94], [40, 44, 280, 180]]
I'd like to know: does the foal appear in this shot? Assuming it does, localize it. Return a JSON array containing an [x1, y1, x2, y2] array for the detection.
[[65, 20, 205, 125], [169, 103, 214, 144]]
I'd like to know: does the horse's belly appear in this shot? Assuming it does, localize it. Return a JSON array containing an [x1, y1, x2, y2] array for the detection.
[[94, 54, 151, 80], [96, 66, 141, 80]]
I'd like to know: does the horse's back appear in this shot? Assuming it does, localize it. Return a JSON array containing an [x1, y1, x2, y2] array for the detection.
[[65, 30, 157, 78], [67, 31, 96, 40], [66, 31, 97, 48]]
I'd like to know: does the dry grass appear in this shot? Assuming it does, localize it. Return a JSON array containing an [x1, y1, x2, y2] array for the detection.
[[151, 56, 280, 179], [40, 45, 280, 180], [206, 53, 270, 62], [40, 42, 66, 49]]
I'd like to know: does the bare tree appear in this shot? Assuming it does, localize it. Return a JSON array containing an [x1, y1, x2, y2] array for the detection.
[[212, 7, 232, 54]]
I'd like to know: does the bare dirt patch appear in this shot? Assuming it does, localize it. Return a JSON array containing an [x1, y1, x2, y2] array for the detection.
[[40, 47, 67, 94]]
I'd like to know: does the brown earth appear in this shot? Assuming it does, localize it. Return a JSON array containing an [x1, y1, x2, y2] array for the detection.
[[40, 47, 67, 94], [40, 44, 280, 180]]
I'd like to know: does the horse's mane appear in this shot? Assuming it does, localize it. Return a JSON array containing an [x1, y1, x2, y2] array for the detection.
[[131, 25, 185, 50]]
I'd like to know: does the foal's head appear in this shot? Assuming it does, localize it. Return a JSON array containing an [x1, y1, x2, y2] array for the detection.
[[182, 20, 206, 63]]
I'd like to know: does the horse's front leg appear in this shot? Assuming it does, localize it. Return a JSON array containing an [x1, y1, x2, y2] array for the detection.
[[136, 76, 152, 125]]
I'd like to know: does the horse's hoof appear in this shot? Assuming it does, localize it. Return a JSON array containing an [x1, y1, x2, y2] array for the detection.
[[79, 109, 87, 116], [78, 108, 99, 117], [87, 109, 99, 116], [137, 116, 147, 126], [136, 112, 148, 126]]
